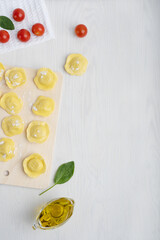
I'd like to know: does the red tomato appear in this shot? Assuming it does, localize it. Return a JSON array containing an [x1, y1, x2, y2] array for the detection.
[[32, 23, 45, 36], [0, 30, 10, 43], [17, 29, 31, 42], [75, 24, 88, 38], [13, 8, 25, 22]]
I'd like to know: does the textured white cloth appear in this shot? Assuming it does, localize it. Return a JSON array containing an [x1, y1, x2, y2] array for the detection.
[[0, 0, 54, 54]]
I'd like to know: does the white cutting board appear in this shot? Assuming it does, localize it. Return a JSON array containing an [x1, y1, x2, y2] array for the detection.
[[0, 66, 63, 189]]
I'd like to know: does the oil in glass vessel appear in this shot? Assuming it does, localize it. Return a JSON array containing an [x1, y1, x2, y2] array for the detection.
[[32, 197, 74, 230]]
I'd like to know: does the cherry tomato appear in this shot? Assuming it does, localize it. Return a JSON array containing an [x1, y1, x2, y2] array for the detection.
[[75, 24, 88, 38], [13, 8, 25, 22], [32, 23, 45, 36], [17, 29, 31, 42], [0, 30, 10, 43]]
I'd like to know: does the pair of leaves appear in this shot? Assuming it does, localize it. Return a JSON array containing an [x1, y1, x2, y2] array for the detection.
[[39, 161, 75, 195], [0, 16, 15, 30]]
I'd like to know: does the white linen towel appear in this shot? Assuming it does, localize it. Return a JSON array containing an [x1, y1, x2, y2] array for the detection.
[[0, 0, 54, 54]]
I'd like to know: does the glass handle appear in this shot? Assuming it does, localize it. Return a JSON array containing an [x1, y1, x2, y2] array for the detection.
[[32, 223, 38, 230]]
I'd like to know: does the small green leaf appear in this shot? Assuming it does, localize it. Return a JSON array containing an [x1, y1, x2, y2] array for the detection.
[[39, 161, 75, 196], [54, 161, 75, 184], [0, 16, 15, 30]]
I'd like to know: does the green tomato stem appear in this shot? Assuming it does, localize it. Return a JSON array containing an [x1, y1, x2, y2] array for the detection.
[[39, 183, 56, 196]]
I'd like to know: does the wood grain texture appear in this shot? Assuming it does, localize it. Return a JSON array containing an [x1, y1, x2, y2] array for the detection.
[[0, 0, 160, 239], [0, 67, 63, 189]]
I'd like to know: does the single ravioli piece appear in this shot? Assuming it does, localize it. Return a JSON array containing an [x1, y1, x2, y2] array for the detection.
[[0, 63, 5, 81], [23, 153, 46, 178], [26, 121, 49, 143], [0, 92, 23, 114], [64, 54, 88, 76], [34, 68, 58, 90], [2, 115, 24, 137], [32, 96, 55, 117], [5, 67, 26, 89], [0, 138, 15, 162]]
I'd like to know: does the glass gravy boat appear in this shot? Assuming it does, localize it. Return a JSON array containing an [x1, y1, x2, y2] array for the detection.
[[32, 197, 74, 230]]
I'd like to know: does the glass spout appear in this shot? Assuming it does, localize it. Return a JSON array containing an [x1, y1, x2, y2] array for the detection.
[[32, 223, 38, 230]]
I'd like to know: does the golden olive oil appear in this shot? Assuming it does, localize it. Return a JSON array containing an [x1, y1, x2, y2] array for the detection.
[[33, 198, 74, 230]]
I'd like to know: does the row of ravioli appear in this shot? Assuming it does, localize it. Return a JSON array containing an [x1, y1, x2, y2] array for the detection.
[[0, 63, 58, 178]]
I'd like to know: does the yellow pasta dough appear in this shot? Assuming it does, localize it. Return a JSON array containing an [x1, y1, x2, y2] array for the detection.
[[0, 92, 23, 114], [0, 63, 5, 81], [5, 67, 26, 89], [32, 96, 55, 117], [34, 68, 57, 90], [64, 54, 88, 76], [26, 121, 49, 143], [23, 153, 46, 178], [0, 138, 15, 162], [2, 115, 24, 137]]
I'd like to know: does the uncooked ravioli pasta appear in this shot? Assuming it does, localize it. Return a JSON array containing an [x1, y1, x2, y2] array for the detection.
[[23, 153, 46, 178], [0, 138, 15, 162], [26, 121, 49, 143], [34, 68, 57, 90], [5, 67, 26, 89], [2, 115, 24, 137], [32, 96, 55, 117], [64, 54, 88, 75], [0, 92, 23, 114], [0, 63, 5, 81]]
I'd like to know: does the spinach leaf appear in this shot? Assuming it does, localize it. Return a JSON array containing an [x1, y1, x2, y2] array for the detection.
[[0, 16, 15, 30], [39, 161, 75, 195], [54, 161, 75, 184]]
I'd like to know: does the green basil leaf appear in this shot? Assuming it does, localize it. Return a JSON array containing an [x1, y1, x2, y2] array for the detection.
[[0, 16, 15, 30], [54, 161, 75, 184], [39, 161, 75, 196]]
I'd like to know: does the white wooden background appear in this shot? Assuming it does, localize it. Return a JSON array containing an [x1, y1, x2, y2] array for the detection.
[[0, 0, 160, 239]]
